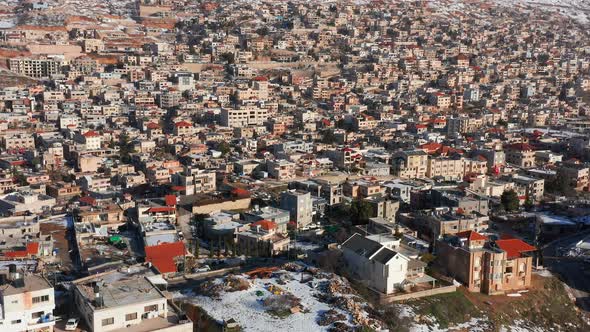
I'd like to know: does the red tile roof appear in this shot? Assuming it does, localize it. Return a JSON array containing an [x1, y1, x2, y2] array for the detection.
[[165, 195, 177, 207], [231, 187, 251, 197], [456, 230, 487, 241], [147, 206, 176, 213], [146, 122, 160, 129], [145, 241, 185, 273], [79, 196, 97, 206], [83, 130, 100, 137], [4, 242, 39, 258], [175, 121, 192, 128], [495, 239, 536, 259], [505, 143, 534, 151], [251, 220, 277, 231]]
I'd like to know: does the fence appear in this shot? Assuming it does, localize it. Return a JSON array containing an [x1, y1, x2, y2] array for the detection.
[[377, 285, 457, 304]]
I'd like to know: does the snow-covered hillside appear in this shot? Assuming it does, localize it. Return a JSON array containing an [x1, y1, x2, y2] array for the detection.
[[496, 0, 590, 24]]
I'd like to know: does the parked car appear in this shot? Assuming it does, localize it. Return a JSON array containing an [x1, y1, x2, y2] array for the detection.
[[65, 318, 80, 331]]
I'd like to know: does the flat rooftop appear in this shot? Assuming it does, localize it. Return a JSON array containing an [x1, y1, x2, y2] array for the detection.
[[1, 274, 52, 296], [77, 273, 164, 309]]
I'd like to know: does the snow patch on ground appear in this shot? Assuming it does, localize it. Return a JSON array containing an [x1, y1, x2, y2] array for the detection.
[[174, 271, 382, 331]]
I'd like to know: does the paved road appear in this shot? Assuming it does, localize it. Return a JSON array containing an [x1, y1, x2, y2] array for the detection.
[[542, 232, 590, 314]]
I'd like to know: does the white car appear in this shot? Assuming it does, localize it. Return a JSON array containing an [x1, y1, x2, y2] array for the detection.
[[65, 318, 79, 331]]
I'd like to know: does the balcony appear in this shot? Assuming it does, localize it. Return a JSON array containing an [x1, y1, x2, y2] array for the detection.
[[29, 315, 56, 330]]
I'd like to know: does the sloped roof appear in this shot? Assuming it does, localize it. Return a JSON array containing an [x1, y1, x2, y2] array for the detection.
[[83, 130, 100, 137], [165, 195, 177, 207], [495, 239, 536, 259], [251, 220, 277, 231], [371, 247, 398, 264], [456, 230, 487, 241], [175, 121, 192, 128], [147, 206, 176, 213], [145, 241, 185, 273], [341, 233, 382, 259]]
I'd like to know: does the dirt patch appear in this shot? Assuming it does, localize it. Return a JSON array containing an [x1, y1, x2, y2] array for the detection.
[[40, 220, 74, 272]]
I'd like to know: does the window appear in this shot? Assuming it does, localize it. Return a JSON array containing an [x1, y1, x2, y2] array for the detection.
[[102, 318, 114, 326], [32, 295, 49, 304], [125, 313, 138, 321], [11, 320, 21, 324], [505, 266, 513, 274], [32, 311, 44, 319], [144, 304, 158, 312]]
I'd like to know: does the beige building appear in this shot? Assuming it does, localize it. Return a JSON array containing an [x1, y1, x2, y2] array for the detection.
[[266, 159, 296, 180], [392, 150, 428, 179], [436, 231, 535, 295], [78, 155, 102, 173], [220, 106, 268, 127], [236, 220, 290, 256], [3, 134, 35, 151], [8, 57, 62, 78], [556, 161, 590, 191], [47, 182, 82, 199], [505, 143, 535, 168], [512, 174, 544, 202], [427, 157, 465, 181], [172, 167, 216, 195]]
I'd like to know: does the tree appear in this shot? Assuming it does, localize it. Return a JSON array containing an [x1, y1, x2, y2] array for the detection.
[[219, 52, 235, 64], [501, 189, 520, 212], [118, 133, 134, 164], [193, 238, 200, 258], [497, 119, 508, 127], [350, 199, 373, 225], [217, 141, 231, 156]]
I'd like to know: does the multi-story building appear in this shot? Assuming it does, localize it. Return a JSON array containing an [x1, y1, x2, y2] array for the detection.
[[426, 157, 465, 181], [236, 220, 290, 256], [505, 143, 535, 168], [172, 167, 216, 195], [280, 190, 313, 229], [220, 106, 268, 127], [447, 116, 480, 136], [8, 57, 62, 78], [266, 159, 296, 180], [2, 134, 35, 151], [556, 161, 590, 191], [512, 174, 545, 202], [436, 231, 535, 295], [0, 267, 56, 332], [72, 267, 192, 332], [364, 196, 400, 223], [392, 150, 428, 179]]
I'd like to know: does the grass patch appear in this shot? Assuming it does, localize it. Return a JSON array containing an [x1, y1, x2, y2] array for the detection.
[[267, 309, 292, 318], [462, 275, 589, 331], [409, 291, 480, 329]]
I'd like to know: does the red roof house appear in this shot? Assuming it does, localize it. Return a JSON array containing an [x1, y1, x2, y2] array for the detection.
[[495, 239, 536, 259], [145, 241, 186, 273]]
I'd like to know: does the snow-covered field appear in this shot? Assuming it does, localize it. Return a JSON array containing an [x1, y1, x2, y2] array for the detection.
[[174, 269, 383, 332], [498, 0, 590, 24], [426, 0, 590, 24]]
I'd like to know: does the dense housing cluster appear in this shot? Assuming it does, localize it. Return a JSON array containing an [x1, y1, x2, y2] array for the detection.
[[0, 0, 590, 331]]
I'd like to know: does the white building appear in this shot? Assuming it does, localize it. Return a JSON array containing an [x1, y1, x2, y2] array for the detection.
[[73, 268, 192, 332], [0, 266, 56, 332], [341, 233, 411, 294]]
